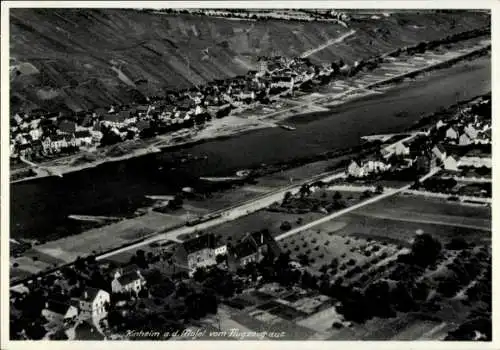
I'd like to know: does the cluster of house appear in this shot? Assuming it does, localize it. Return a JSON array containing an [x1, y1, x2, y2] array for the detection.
[[41, 265, 146, 328], [433, 104, 491, 172], [10, 56, 333, 161], [432, 144, 491, 172], [10, 111, 99, 159], [166, 8, 350, 23], [39, 230, 280, 332], [347, 98, 492, 179], [347, 133, 432, 178], [173, 230, 281, 277]]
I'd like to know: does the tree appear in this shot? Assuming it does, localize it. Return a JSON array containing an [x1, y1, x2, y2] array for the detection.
[[299, 184, 311, 198], [168, 195, 184, 210], [361, 190, 373, 199], [193, 267, 208, 282], [282, 191, 292, 204], [411, 233, 442, 267], [215, 254, 227, 264], [446, 237, 469, 250], [333, 191, 342, 201], [280, 221, 292, 231], [375, 185, 384, 194]]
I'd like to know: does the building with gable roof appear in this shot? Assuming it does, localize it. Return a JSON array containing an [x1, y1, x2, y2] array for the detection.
[[111, 266, 146, 294], [42, 300, 79, 325], [77, 287, 110, 318], [173, 233, 226, 276]]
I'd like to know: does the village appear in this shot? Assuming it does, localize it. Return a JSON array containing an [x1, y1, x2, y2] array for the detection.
[[9, 55, 334, 167], [344, 94, 491, 202], [9, 93, 491, 341]]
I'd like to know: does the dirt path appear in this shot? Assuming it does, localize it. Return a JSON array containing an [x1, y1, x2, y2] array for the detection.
[[300, 30, 357, 58]]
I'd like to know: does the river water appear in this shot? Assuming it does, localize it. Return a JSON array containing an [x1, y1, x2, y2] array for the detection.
[[11, 58, 490, 240]]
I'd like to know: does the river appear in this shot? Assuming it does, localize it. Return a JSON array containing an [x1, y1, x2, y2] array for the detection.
[[10, 57, 490, 241]]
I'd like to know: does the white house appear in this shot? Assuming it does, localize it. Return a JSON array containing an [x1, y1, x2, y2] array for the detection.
[[13, 113, 23, 125], [194, 105, 205, 115], [459, 133, 472, 146], [364, 159, 391, 173], [50, 135, 68, 153], [443, 155, 459, 171], [74, 130, 93, 147], [214, 243, 228, 257], [236, 90, 256, 101], [78, 287, 110, 319], [42, 137, 52, 153], [392, 142, 410, 156], [445, 127, 459, 140], [111, 269, 145, 295], [10, 142, 17, 158], [90, 130, 103, 143], [347, 160, 365, 178], [464, 124, 478, 140], [432, 144, 447, 162], [458, 157, 492, 169], [29, 127, 43, 141], [42, 301, 79, 325]]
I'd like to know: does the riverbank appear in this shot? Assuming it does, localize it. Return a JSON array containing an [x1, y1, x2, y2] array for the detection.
[[10, 73, 491, 285], [9, 37, 490, 184]]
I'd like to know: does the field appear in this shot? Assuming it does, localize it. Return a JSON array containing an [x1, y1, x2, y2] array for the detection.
[[9, 211, 185, 280], [185, 209, 324, 245]]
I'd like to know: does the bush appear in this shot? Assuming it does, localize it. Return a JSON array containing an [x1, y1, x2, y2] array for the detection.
[[347, 259, 356, 266], [446, 237, 469, 250], [280, 221, 292, 231], [332, 321, 343, 329]]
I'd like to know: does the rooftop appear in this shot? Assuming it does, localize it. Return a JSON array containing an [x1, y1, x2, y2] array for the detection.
[[182, 233, 216, 254]]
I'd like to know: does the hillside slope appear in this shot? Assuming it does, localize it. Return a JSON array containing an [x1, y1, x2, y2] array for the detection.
[[10, 9, 489, 112]]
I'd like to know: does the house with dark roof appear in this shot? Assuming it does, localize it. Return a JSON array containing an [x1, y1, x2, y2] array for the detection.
[[111, 267, 146, 294], [77, 287, 110, 319], [42, 300, 79, 325], [101, 113, 127, 128], [227, 230, 280, 271], [173, 233, 225, 276], [17, 143, 33, 159], [118, 110, 136, 125], [136, 120, 152, 133], [58, 120, 77, 134], [74, 130, 93, 146], [31, 139, 43, 155]]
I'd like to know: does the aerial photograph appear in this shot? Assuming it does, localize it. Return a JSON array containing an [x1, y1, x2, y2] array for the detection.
[[6, 6, 492, 342]]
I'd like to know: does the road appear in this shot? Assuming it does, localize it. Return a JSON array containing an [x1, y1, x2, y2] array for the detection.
[[11, 166, 438, 288], [95, 171, 347, 261], [275, 167, 440, 242], [300, 30, 356, 58]]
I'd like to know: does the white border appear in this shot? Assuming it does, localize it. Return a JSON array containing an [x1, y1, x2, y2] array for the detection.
[[1, 2, 497, 350]]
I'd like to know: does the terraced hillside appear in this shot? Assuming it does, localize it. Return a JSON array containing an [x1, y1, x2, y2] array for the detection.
[[10, 9, 489, 112]]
